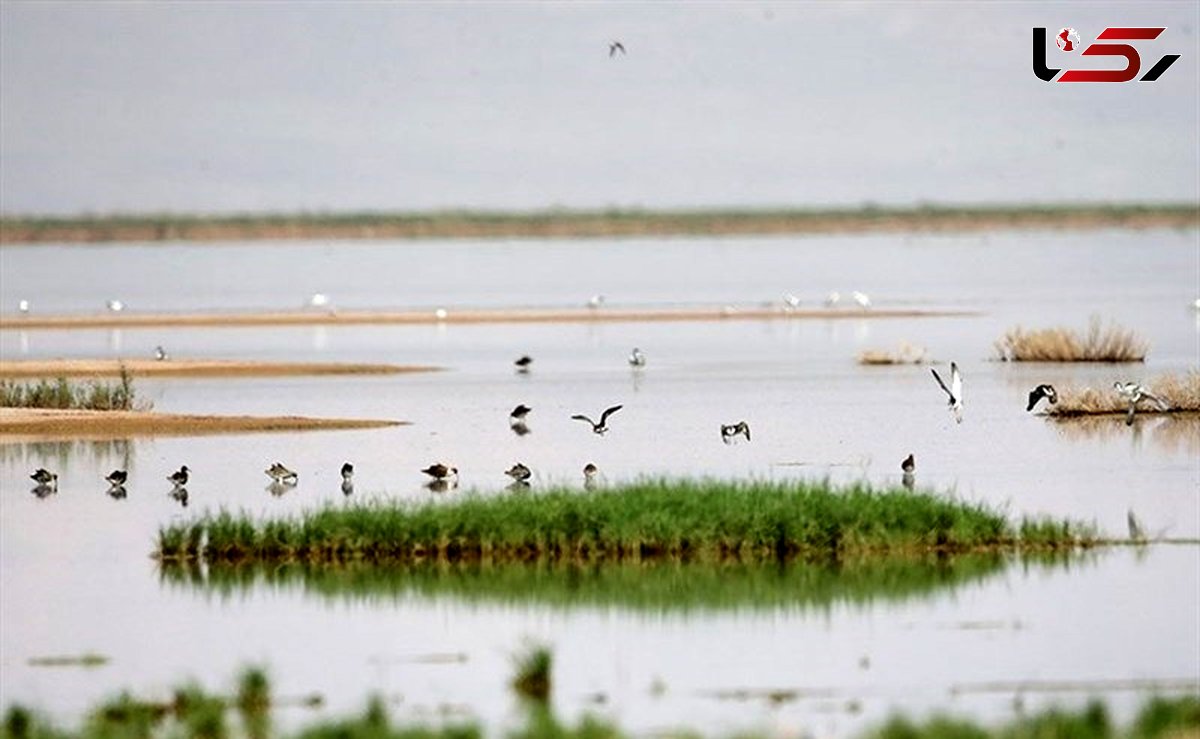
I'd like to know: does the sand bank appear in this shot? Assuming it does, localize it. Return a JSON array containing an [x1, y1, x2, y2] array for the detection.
[[0, 305, 976, 331], [0, 358, 441, 379], [0, 407, 402, 441]]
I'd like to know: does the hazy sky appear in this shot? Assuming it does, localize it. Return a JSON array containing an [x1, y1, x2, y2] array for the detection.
[[1, 1, 1197, 215]]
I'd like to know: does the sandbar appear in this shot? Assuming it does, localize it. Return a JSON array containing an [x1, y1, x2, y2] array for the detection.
[[0, 358, 441, 378]]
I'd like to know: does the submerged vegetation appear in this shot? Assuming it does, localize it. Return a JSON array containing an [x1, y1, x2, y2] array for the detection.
[[2, 203, 1195, 245], [1045, 372, 1200, 417], [3, 664, 1197, 739], [156, 479, 1095, 565], [159, 553, 1080, 615], [994, 318, 1148, 362], [0, 368, 146, 411]]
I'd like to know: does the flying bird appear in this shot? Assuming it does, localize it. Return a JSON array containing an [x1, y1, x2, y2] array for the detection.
[[514, 355, 533, 373], [1114, 381, 1168, 425], [1026, 384, 1058, 412], [628, 348, 646, 368], [104, 469, 128, 486], [30, 468, 57, 485], [421, 463, 458, 481], [720, 421, 751, 444], [608, 41, 625, 57], [264, 462, 298, 484], [572, 404, 623, 434], [505, 462, 532, 482], [931, 362, 964, 424], [168, 465, 190, 487]]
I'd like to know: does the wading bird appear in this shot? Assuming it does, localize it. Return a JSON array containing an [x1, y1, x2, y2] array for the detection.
[[265, 462, 298, 484], [104, 469, 128, 486], [1026, 384, 1058, 412], [514, 355, 533, 373], [824, 292, 841, 307], [572, 405, 623, 435], [931, 362, 964, 424], [17, 299, 30, 314], [609, 41, 625, 57], [1114, 381, 1168, 425], [106, 299, 124, 312], [628, 348, 646, 368], [421, 463, 458, 481], [852, 291, 872, 309], [30, 468, 57, 486], [154, 345, 168, 361], [720, 421, 751, 444], [505, 462, 532, 482], [168, 465, 190, 487]]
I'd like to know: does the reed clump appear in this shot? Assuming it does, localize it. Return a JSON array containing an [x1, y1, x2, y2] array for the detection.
[[155, 479, 1095, 565], [1046, 372, 1200, 417], [0, 367, 147, 411], [858, 342, 930, 365], [994, 318, 1148, 362], [510, 644, 553, 702]]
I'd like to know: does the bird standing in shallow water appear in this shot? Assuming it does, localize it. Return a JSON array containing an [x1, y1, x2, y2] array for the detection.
[[1114, 381, 1168, 426], [583, 463, 599, 490], [514, 356, 533, 373], [901, 454, 916, 489], [105, 469, 127, 486], [31, 468, 57, 485], [106, 299, 124, 312], [340, 462, 354, 495], [154, 345, 168, 361], [505, 462, 532, 482], [265, 462, 298, 484], [720, 421, 751, 444], [1026, 384, 1057, 412], [931, 362, 964, 424], [852, 291, 871, 309], [168, 466, 190, 487], [628, 348, 646, 368], [572, 405, 623, 435]]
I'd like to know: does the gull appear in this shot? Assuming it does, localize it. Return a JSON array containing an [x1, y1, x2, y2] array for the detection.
[[106, 299, 124, 312], [852, 291, 871, 309], [30, 468, 58, 486], [421, 463, 458, 481], [1114, 381, 1168, 425], [514, 355, 533, 373], [720, 421, 751, 444], [572, 404, 623, 435], [505, 462, 532, 482], [341, 462, 354, 496], [628, 348, 646, 368], [587, 294, 606, 309], [609, 41, 625, 57], [154, 345, 168, 361], [17, 299, 30, 314], [930, 362, 963, 424], [824, 292, 841, 307], [168, 465, 190, 487], [1127, 509, 1147, 543], [1026, 384, 1058, 412], [104, 469, 128, 486], [265, 462, 298, 484]]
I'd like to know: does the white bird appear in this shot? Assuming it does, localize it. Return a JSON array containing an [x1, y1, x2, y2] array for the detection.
[[852, 291, 871, 309], [154, 345, 168, 361], [824, 292, 841, 307], [587, 294, 606, 309], [931, 362, 964, 424], [783, 294, 800, 310], [1114, 381, 1168, 425], [628, 347, 646, 368], [308, 293, 330, 309], [106, 299, 125, 312], [17, 299, 30, 314]]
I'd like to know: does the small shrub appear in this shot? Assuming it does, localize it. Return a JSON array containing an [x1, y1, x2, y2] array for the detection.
[[995, 317, 1148, 362]]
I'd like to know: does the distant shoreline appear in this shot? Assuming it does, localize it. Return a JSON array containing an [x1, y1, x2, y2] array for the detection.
[[0, 358, 442, 378], [1, 203, 1196, 245], [0, 408, 402, 441]]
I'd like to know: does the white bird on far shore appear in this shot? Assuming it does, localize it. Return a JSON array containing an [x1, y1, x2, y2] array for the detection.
[[852, 291, 872, 309]]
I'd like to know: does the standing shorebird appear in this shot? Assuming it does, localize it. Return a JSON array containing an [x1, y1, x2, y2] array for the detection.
[[106, 299, 125, 312], [583, 463, 599, 490], [104, 469, 128, 486], [783, 294, 801, 310], [608, 41, 625, 57], [824, 292, 841, 308], [421, 463, 458, 481], [168, 465, 190, 487], [931, 362, 964, 424], [720, 421, 751, 444], [505, 462, 532, 482], [17, 299, 30, 314], [572, 405, 623, 435], [628, 347, 646, 368], [514, 355, 533, 373], [30, 468, 58, 486], [901, 454, 915, 489], [852, 291, 872, 310], [265, 462, 298, 484], [154, 345, 168, 361], [587, 294, 606, 309], [1026, 384, 1058, 412], [341, 462, 354, 495], [1127, 509, 1147, 543], [510, 404, 532, 422]]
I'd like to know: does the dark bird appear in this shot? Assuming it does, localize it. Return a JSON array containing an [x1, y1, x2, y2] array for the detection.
[[168, 466, 190, 487], [341, 462, 354, 481], [264, 462, 298, 484], [105, 469, 128, 486], [931, 362, 964, 424], [154, 345, 168, 361], [720, 421, 751, 444], [421, 463, 458, 481], [1026, 384, 1058, 412], [30, 468, 57, 485], [505, 462, 532, 482], [510, 404, 532, 422], [514, 355, 533, 373], [572, 405, 623, 434], [609, 40, 626, 57], [901, 454, 915, 474]]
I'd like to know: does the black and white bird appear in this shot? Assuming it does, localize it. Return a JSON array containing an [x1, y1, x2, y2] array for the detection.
[[168, 465, 190, 487], [421, 463, 458, 481], [510, 404, 532, 422], [608, 41, 625, 57], [265, 462, 298, 484], [30, 468, 57, 485], [572, 405, 623, 435], [514, 355, 533, 373], [628, 348, 646, 368], [105, 469, 128, 486], [720, 421, 751, 444], [341, 462, 354, 496], [583, 463, 599, 490], [154, 345, 168, 361], [1026, 384, 1058, 412], [931, 362, 964, 424], [587, 294, 606, 309], [901, 454, 915, 489], [505, 462, 532, 482]]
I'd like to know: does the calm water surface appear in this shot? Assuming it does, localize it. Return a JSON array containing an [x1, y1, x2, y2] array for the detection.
[[1, 229, 1197, 734]]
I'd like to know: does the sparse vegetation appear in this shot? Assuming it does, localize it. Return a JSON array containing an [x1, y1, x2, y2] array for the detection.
[[1044, 372, 1200, 417], [155, 479, 1096, 565], [510, 643, 553, 702], [994, 318, 1148, 362], [0, 367, 146, 411], [858, 342, 930, 365]]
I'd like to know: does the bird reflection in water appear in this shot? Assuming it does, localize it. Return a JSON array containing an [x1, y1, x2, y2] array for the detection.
[[107, 485, 127, 500], [170, 487, 189, 507]]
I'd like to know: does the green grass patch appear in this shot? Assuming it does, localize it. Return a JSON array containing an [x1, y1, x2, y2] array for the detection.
[[155, 479, 1095, 565], [0, 368, 146, 411]]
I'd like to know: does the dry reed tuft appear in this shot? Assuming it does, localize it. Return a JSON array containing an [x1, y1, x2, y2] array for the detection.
[[994, 317, 1148, 362], [858, 342, 930, 365], [1045, 372, 1200, 416]]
